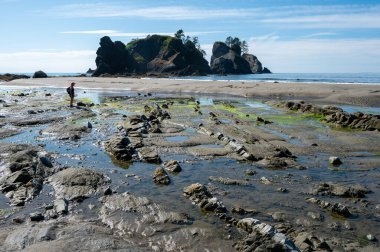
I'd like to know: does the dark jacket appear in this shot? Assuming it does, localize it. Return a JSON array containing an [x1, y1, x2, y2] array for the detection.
[[67, 87, 74, 97]]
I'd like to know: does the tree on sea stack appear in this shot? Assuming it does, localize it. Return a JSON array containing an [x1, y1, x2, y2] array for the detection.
[[174, 29, 206, 57], [225, 36, 249, 56]]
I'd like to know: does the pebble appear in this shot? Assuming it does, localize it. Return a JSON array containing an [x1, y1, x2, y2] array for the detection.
[[329, 156, 342, 165]]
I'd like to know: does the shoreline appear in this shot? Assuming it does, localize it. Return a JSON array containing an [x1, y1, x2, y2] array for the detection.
[[4, 76, 380, 107]]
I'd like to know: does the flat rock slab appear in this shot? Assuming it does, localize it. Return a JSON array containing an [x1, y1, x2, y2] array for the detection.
[[48, 168, 110, 201]]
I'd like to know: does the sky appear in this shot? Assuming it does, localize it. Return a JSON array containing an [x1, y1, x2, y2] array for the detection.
[[0, 0, 380, 73]]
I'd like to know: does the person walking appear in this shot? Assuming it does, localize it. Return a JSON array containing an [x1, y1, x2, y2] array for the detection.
[[67, 82, 75, 107]]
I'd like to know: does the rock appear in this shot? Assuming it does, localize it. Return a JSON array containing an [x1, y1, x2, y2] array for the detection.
[[42, 124, 91, 140], [93, 35, 211, 76], [242, 53, 263, 73], [163, 160, 182, 173], [306, 197, 351, 218], [103, 186, 113, 195], [260, 176, 272, 185], [104, 136, 135, 162], [307, 211, 324, 221], [294, 232, 331, 252], [54, 198, 68, 214], [245, 169, 257, 176], [208, 176, 250, 186], [210, 42, 251, 74], [48, 168, 110, 201], [93, 36, 137, 76], [29, 212, 44, 222], [329, 156, 342, 165], [235, 218, 299, 251], [32, 70, 48, 78], [0, 73, 29, 82], [183, 183, 226, 213], [367, 234, 376, 241], [0, 143, 55, 206], [138, 147, 161, 163], [310, 182, 370, 198], [261, 67, 272, 73], [153, 167, 170, 185]]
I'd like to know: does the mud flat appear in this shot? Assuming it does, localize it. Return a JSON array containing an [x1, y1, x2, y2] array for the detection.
[[0, 85, 379, 251]]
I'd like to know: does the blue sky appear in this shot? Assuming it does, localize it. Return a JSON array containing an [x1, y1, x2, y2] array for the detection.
[[0, 0, 380, 73]]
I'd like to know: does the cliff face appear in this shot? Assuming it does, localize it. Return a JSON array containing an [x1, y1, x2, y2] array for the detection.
[[93, 36, 137, 77], [127, 35, 211, 75], [210, 42, 270, 75], [93, 35, 210, 76]]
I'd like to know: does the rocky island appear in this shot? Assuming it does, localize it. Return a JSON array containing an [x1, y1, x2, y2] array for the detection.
[[92, 33, 270, 77]]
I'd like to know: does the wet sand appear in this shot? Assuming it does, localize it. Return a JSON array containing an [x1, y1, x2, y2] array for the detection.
[[7, 76, 380, 107]]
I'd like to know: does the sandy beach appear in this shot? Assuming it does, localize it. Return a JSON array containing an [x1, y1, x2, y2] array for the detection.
[[6, 77, 380, 107]]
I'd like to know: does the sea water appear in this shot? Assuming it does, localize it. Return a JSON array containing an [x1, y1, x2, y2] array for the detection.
[[170, 73, 380, 85]]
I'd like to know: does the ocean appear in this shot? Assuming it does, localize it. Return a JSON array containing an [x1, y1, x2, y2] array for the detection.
[[171, 73, 380, 85], [1, 72, 380, 85]]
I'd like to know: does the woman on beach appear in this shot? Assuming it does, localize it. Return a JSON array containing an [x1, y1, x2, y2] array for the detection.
[[67, 82, 75, 107]]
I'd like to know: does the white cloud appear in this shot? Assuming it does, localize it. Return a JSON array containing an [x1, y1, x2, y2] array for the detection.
[[0, 50, 95, 73], [248, 36, 380, 73], [261, 13, 380, 29], [61, 30, 118, 34], [302, 32, 338, 38], [50, 4, 252, 20]]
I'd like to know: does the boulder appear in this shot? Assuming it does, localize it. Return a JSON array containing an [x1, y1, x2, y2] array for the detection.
[[138, 147, 161, 163], [104, 136, 135, 162], [163, 160, 182, 173], [153, 167, 170, 185], [310, 182, 370, 198], [48, 168, 110, 201], [32, 71, 48, 78]]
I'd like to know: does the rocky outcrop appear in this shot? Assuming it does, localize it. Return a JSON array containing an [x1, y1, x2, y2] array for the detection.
[[310, 182, 370, 198], [0, 143, 56, 206], [48, 168, 110, 201], [306, 197, 352, 218], [210, 42, 270, 74], [93, 35, 211, 76], [183, 183, 227, 213], [277, 101, 380, 131], [153, 167, 170, 185], [0, 73, 29, 82], [242, 53, 263, 73], [32, 70, 47, 78], [93, 36, 137, 77]]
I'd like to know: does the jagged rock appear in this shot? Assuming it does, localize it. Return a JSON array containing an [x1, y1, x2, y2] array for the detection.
[[310, 182, 370, 198], [235, 218, 300, 251], [127, 35, 211, 75], [232, 206, 257, 215], [242, 53, 263, 73], [294, 232, 332, 252], [183, 183, 226, 213], [32, 70, 47, 78], [93, 36, 137, 76], [153, 167, 170, 185], [29, 212, 44, 222], [104, 136, 135, 162], [0, 143, 55, 206], [210, 42, 270, 75], [163, 160, 182, 173], [48, 168, 110, 201], [305, 197, 351, 218], [138, 147, 161, 163], [54, 198, 68, 214], [208, 176, 250, 186], [210, 42, 251, 74]]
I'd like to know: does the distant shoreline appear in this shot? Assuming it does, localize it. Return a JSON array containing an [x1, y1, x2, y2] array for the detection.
[[4, 76, 380, 107]]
